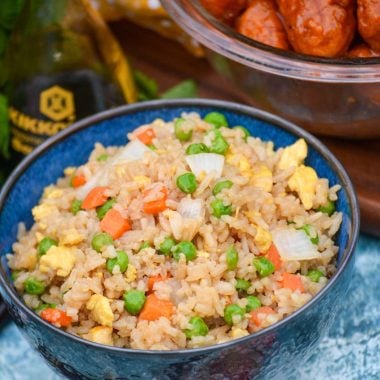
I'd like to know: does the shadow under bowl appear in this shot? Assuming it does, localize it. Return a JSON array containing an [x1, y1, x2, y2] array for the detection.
[[0, 99, 359, 379]]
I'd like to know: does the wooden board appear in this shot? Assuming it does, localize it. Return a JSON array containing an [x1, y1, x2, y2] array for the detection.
[[110, 21, 380, 237]]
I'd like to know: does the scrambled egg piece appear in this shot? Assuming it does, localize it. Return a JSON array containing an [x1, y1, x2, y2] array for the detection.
[[231, 327, 249, 339], [94, 271, 103, 279], [245, 211, 269, 227], [60, 229, 85, 246], [125, 264, 137, 282], [12, 251, 37, 270], [245, 210, 260, 220], [226, 152, 253, 178], [239, 157, 252, 178], [278, 139, 307, 170], [264, 196, 274, 205], [266, 142, 275, 157], [35, 232, 44, 243], [43, 187, 63, 199], [251, 165, 273, 192], [64, 167, 76, 177], [86, 295, 114, 327], [225, 151, 234, 165], [39, 246, 76, 277], [288, 165, 318, 210], [197, 250, 210, 258], [32, 204, 55, 221], [133, 176, 151, 187], [86, 326, 113, 346], [254, 226, 272, 252]]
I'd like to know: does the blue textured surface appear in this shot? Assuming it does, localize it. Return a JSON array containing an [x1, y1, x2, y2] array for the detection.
[[0, 101, 360, 379]]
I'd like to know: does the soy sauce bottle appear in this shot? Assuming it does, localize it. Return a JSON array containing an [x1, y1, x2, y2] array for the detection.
[[5, 0, 137, 164]]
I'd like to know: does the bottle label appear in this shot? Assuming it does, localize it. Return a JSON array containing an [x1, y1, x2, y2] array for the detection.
[[9, 69, 123, 156], [10, 85, 75, 155], [39, 85, 75, 122]]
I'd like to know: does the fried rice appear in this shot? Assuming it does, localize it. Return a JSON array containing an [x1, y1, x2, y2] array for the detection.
[[7, 112, 342, 349]]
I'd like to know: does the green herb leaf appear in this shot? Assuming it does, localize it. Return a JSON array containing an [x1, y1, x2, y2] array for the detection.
[[160, 80, 198, 99], [133, 70, 159, 101]]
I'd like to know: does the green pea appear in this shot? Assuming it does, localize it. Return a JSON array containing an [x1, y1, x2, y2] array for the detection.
[[235, 278, 251, 292], [34, 303, 56, 313], [204, 112, 228, 128], [245, 296, 261, 312], [70, 199, 82, 215], [234, 126, 250, 141], [186, 143, 209, 155], [226, 246, 238, 270], [212, 180, 233, 196], [298, 224, 319, 245], [96, 198, 116, 220], [185, 316, 209, 338], [176, 172, 197, 194], [24, 277, 46, 295], [147, 144, 157, 151], [175, 118, 193, 141], [223, 304, 245, 325], [123, 290, 146, 315], [209, 130, 229, 155], [318, 200, 336, 216], [139, 242, 151, 251], [173, 241, 197, 262], [211, 199, 232, 218], [91, 233, 113, 253], [307, 269, 324, 283], [97, 154, 109, 162], [106, 251, 129, 274], [253, 257, 275, 277], [159, 237, 176, 256], [37, 237, 57, 256]]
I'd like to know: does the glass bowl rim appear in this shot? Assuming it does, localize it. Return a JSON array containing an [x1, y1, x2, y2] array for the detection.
[[161, 0, 380, 83]]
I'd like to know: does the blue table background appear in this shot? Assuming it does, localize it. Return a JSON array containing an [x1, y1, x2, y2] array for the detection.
[[1, 235, 379, 380]]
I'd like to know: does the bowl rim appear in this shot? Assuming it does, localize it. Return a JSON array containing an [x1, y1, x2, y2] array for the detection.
[[0, 296, 7, 322], [161, 0, 380, 83], [0, 99, 360, 357]]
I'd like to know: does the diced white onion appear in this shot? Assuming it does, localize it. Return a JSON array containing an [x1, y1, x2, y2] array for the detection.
[[167, 198, 205, 241], [272, 228, 320, 261], [185, 153, 224, 179], [76, 140, 151, 199], [177, 198, 204, 219], [111, 140, 151, 165]]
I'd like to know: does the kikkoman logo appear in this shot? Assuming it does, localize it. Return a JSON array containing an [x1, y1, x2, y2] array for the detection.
[[39, 85, 75, 122]]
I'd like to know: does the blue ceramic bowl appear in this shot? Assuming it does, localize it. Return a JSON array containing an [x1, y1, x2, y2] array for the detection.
[[0, 99, 359, 379]]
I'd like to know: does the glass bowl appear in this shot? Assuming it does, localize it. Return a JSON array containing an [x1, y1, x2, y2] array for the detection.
[[161, 0, 380, 139]]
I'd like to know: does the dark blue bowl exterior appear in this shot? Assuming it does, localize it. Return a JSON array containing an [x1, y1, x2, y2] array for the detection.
[[0, 100, 358, 379]]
